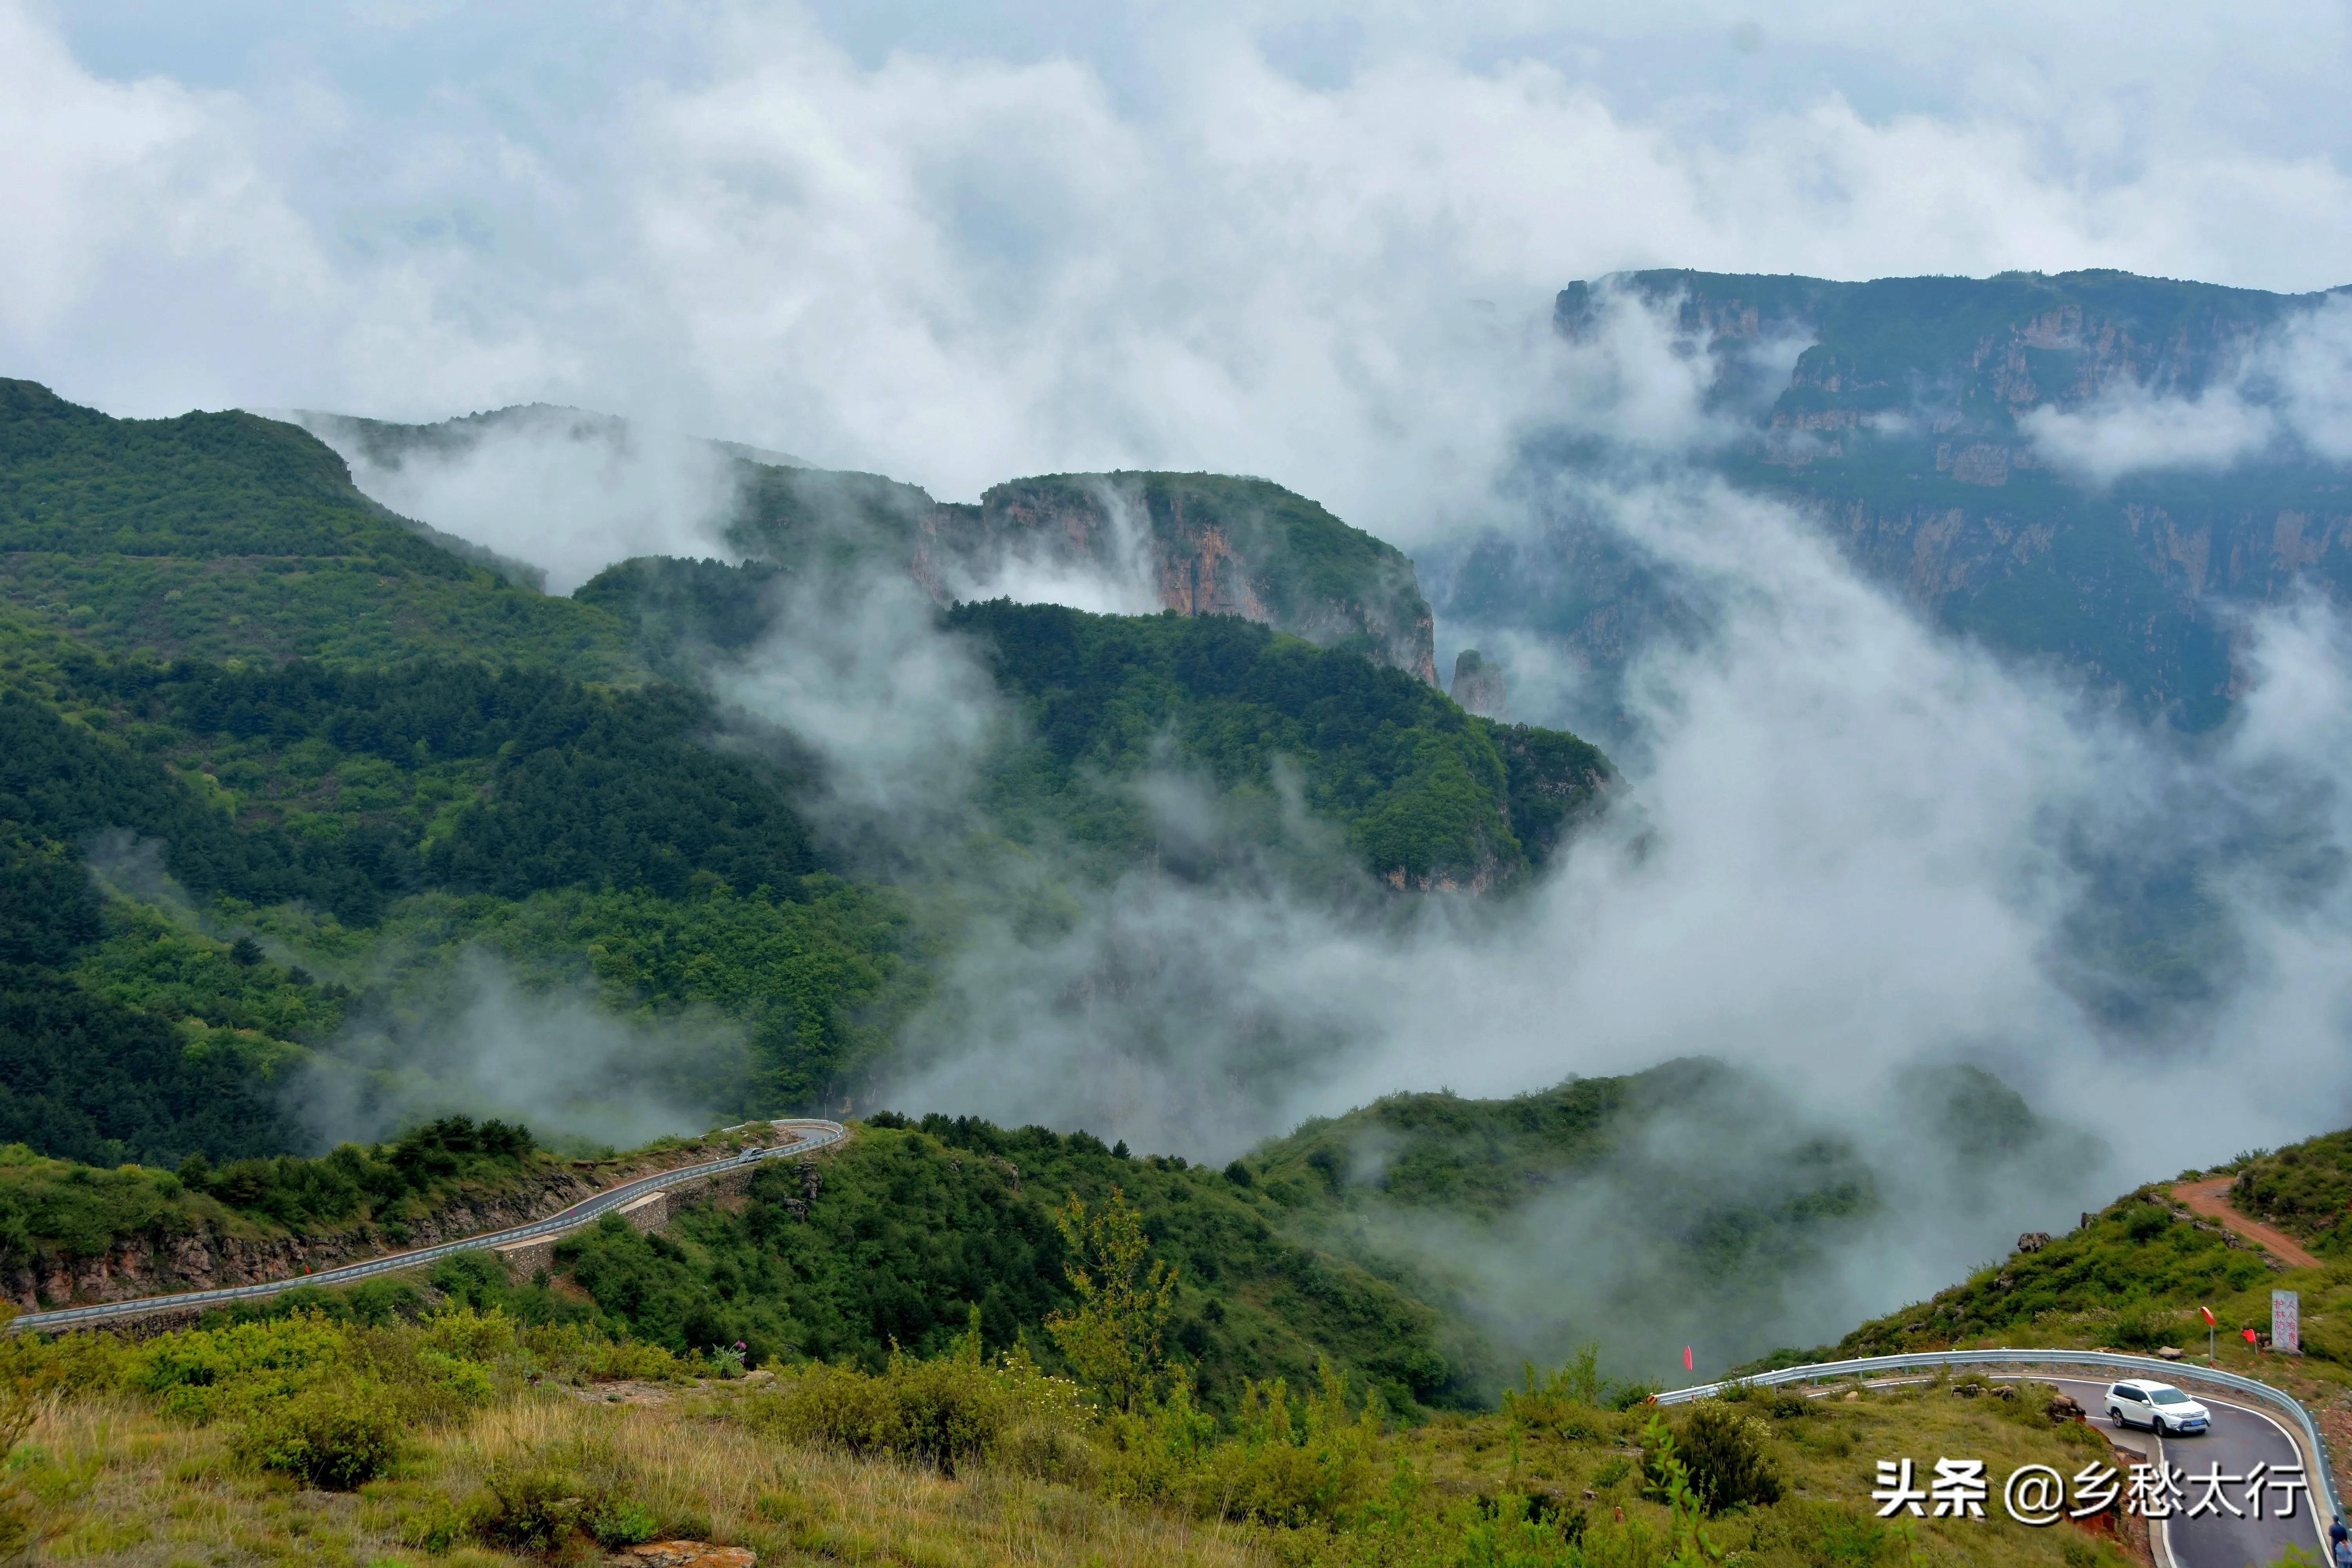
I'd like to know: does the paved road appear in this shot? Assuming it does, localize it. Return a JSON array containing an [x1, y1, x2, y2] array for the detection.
[[2039, 1376, 2325, 1568], [10, 1119, 848, 1334]]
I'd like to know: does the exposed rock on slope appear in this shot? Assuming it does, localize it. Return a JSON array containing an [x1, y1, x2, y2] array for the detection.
[[1449, 649, 1506, 717], [931, 473, 1438, 683], [299, 407, 1441, 684]]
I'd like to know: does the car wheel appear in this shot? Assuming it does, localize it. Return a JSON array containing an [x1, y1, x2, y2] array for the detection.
[[2154, 1417, 2169, 1437], [2109, 1407, 2124, 1427]]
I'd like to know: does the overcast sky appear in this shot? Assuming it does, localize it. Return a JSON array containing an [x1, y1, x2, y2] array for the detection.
[[9, 0, 2352, 538]]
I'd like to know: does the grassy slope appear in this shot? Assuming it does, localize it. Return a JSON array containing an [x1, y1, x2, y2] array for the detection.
[[2231, 1135, 2352, 1254], [16, 1301, 2144, 1568], [1772, 1129, 2352, 1518]]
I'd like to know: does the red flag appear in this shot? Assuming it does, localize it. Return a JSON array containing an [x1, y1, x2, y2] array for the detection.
[[1683, 1346, 1694, 1372], [2244, 1328, 2259, 1344], [2200, 1306, 2216, 1326]]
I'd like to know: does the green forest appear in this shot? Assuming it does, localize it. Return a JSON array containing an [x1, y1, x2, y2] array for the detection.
[[0, 380, 1611, 1204]]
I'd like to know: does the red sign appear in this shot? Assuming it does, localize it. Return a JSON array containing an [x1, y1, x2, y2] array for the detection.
[[2244, 1328, 2260, 1345]]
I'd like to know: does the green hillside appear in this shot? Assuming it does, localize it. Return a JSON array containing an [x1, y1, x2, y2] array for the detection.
[[0, 381, 635, 677], [948, 599, 1606, 886], [1237, 1060, 2094, 1378], [0, 379, 1610, 1181], [1791, 1125, 2352, 1387], [507, 1115, 1462, 1417], [579, 566, 1608, 888]]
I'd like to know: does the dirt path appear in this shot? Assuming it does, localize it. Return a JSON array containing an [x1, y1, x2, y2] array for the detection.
[[2171, 1176, 2323, 1269]]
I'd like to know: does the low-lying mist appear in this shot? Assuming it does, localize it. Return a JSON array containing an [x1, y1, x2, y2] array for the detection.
[[298, 952, 757, 1155], [300, 286, 2352, 1375]]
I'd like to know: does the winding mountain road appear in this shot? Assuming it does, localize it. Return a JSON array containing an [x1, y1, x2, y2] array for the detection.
[[8, 1119, 848, 1334], [2036, 1376, 2319, 1568]]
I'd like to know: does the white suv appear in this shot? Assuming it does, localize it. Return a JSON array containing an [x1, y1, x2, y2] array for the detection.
[[2106, 1379, 2210, 1436]]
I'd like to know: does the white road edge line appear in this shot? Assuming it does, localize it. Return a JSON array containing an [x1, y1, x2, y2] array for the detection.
[[2190, 1389, 2330, 1554]]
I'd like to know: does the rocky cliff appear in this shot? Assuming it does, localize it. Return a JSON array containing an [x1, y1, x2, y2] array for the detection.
[[712, 464, 1437, 681], [1444, 269, 2352, 733], [310, 408, 1442, 686], [924, 472, 1437, 682], [1449, 649, 1506, 717]]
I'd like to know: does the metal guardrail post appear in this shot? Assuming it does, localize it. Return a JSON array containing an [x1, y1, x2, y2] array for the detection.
[[1654, 1348, 2342, 1519]]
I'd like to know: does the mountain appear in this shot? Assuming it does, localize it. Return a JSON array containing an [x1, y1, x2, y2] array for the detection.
[[0, 379, 1607, 1171], [1243, 1057, 2096, 1376], [0, 380, 631, 676], [301, 405, 1441, 682], [925, 472, 1437, 682], [1437, 268, 2352, 732], [296, 402, 813, 477]]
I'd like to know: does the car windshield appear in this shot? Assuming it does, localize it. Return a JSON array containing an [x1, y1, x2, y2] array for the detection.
[[2150, 1389, 2191, 1405]]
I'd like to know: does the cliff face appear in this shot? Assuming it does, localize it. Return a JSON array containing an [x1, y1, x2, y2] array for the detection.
[[1454, 270, 2352, 732], [642, 460, 1438, 685], [318, 406, 1444, 685], [921, 472, 1438, 684], [1449, 650, 1507, 718]]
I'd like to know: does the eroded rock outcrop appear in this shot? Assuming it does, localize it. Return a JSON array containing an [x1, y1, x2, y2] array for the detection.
[[1450, 649, 1507, 717], [919, 472, 1438, 683]]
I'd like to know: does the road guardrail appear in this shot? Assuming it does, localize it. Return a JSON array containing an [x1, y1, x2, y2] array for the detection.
[[9, 1119, 848, 1334], [1656, 1347, 2341, 1519]]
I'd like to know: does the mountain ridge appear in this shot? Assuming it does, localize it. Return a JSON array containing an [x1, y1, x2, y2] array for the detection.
[[1437, 266, 2352, 735]]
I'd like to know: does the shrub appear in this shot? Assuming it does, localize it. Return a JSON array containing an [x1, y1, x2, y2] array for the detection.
[[125, 1310, 347, 1421], [751, 1354, 1004, 1473], [998, 1417, 1103, 1486], [233, 1377, 403, 1489], [521, 1321, 687, 1384], [1606, 1380, 1661, 1411], [1662, 1403, 1783, 1515], [469, 1463, 590, 1554], [466, 1441, 664, 1554], [741, 1332, 1088, 1477]]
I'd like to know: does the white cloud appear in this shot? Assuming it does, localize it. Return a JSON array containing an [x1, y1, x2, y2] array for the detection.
[[2022, 387, 2279, 486], [9, 1, 2352, 561], [2022, 292, 2352, 483], [299, 407, 749, 595]]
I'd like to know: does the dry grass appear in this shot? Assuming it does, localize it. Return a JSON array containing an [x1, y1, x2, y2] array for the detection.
[[13, 1384, 1271, 1568], [1386, 1377, 2150, 1568], [4, 1360, 2183, 1567]]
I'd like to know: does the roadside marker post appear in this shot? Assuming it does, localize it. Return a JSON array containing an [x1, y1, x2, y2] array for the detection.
[[2276, 1290, 2303, 1356], [2203, 1305, 2217, 1365]]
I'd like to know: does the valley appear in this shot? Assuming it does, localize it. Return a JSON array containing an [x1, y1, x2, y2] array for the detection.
[[3, 263, 2350, 1566]]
